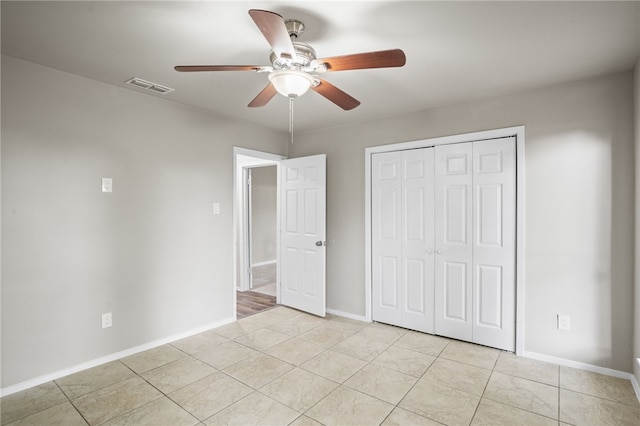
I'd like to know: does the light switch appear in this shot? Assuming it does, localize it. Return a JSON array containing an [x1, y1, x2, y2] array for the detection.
[[102, 178, 113, 193], [557, 314, 570, 331], [213, 203, 221, 215]]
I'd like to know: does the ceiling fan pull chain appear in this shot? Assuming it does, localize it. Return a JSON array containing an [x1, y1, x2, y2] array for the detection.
[[289, 96, 294, 144]]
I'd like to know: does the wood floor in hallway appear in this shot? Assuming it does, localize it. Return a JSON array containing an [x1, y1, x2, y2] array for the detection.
[[236, 290, 277, 319]]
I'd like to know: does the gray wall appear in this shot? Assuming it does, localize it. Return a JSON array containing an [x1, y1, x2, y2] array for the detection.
[[289, 71, 635, 372], [250, 166, 277, 265], [1, 56, 288, 387]]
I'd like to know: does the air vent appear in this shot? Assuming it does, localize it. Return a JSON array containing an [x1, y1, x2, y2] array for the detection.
[[125, 77, 174, 95]]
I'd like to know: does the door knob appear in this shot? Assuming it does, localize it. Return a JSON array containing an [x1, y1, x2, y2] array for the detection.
[[315, 241, 326, 247], [426, 250, 433, 254], [436, 250, 442, 255]]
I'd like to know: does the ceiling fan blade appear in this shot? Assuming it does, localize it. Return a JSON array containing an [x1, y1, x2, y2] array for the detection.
[[248, 9, 296, 60], [174, 65, 262, 72], [312, 79, 360, 110], [248, 83, 277, 108], [316, 49, 406, 71]]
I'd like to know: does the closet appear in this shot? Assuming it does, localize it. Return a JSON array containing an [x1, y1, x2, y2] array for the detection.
[[372, 137, 516, 351]]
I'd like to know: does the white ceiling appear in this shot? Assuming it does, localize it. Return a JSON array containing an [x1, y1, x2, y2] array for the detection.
[[2, 1, 639, 134]]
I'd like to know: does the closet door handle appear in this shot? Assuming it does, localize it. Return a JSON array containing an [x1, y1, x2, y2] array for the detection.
[[426, 250, 433, 254], [436, 250, 442, 255]]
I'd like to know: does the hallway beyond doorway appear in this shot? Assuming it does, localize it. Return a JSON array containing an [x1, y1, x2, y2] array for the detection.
[[236, 290, 276, 319], [251, 263, 276, 297]]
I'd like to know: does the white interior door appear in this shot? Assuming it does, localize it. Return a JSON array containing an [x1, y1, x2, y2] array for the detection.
[[280, 155, 326, 317], [472, 137, 516, 351], [372, 149, 435, 333], [434, 142, 474, 342]]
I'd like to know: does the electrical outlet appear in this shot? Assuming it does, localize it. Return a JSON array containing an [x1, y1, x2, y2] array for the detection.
[[102, 312, 112, 329], [557, 314, 570, 331]]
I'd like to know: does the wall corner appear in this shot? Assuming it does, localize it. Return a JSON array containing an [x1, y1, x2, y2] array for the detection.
[[634, 57, 640, 385]]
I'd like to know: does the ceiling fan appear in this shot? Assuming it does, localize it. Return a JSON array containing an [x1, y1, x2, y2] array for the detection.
[[174, 9, 406, 111]]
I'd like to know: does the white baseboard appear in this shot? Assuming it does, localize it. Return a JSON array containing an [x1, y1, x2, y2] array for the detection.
[[523, 350, 639, 384], [326, 308, 369, 323], [632, 374, 640, 403], [0, 317, 235, 398], [251, 260, 276, 267], [633, 358, 640, 402]]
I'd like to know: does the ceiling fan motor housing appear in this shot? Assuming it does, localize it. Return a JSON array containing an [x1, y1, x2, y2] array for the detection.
[[270, 41, 316, 70]]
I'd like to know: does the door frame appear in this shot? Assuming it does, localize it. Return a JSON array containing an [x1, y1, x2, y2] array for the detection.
[[233, 147, 285, 318], [364, 126, 526, 355]]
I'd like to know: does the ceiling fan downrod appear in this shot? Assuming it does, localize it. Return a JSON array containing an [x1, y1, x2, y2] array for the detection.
[[285, 19, 305, 39]]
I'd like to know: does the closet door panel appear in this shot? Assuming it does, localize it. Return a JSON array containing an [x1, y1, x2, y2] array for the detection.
[[476, 265, 502, 327], [472, 137, 516, 351], [435, 143, 473, 341], [372, 152, 403, 327], [401, 149, 435, 333], [443, 260, 468, 321]]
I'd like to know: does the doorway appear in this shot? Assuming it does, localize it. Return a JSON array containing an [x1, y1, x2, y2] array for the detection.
[[233, 148, 328, 319], [233, 148, 284, 319], [248, 166, 278, 297]]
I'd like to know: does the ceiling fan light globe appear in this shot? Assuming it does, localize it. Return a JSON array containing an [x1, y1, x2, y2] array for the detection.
[[268, 70, 314, 98]]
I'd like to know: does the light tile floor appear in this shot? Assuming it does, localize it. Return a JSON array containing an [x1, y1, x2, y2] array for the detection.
[[3, 306, 640, 425]]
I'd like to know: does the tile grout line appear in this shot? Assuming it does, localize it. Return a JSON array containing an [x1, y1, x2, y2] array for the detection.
[[330, 336, 453, 425], [386, 341, 450, 425], [57, 380, 91, 426], [90, 361, 172, 426], [558, 364, 562, 424], [132, 359, 205, 419], [469, 357, 498, 424], [54, 360, 143, 426]]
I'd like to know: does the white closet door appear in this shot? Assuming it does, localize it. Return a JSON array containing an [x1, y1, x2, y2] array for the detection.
[[372, 152, 403, 327], [472, 137, 516, 350], [372, 138, 516, 350], [372, 149, 435, 332], [401, 149, 435, 333], [434, 142, 473, 342]]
